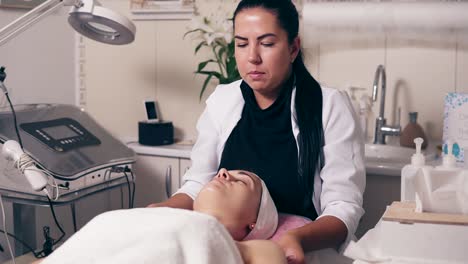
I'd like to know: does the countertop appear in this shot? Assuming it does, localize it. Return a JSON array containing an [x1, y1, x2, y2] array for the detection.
[[127, 142, 192, 159], [126, 141, 445, 177]]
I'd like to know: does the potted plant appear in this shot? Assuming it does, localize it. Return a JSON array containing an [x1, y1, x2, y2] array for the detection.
[[185, 16, 240, 100]]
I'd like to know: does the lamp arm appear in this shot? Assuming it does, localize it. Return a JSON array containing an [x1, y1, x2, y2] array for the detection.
[[0, 0, 82, 47]]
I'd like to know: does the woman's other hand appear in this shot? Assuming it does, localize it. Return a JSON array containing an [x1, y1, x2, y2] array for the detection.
[[276, 231, 305, 264]]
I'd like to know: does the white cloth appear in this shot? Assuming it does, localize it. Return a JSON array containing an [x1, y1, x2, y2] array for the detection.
[[243, 178, 278, 240], [175, 80, 365, 251], [41, 208, 243, 264], [343, 221, 465, 264]]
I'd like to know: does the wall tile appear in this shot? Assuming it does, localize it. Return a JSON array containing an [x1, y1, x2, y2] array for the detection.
[[318, 40, 385, 96], [386, 39, 456, 141], [85, 20, 158, 139], [303, 45, 319, 78], [457, 45, 468, 93], [155, 21, 211, 141]]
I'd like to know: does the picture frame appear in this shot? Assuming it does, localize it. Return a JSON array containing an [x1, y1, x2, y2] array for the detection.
[[0, 0, 46, 9], [130, 0, 195, 21], [130, 0, 186, 10]]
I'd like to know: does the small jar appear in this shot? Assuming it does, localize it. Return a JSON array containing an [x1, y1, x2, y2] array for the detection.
[[400, 112, 428, 149]]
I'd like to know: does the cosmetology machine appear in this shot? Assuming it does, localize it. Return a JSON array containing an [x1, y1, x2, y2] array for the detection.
[[0, 104, 136, 201]]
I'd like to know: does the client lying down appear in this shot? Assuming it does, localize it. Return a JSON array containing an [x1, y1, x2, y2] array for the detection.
[[36, 169, 285, 264]]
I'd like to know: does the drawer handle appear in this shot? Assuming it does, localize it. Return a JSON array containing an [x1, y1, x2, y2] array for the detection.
[[165, 165, 172, 198]]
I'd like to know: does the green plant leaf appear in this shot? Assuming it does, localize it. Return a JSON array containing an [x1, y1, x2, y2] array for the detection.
[[197, 59, 216, 72], [226, 58, 239, 80], [217, 46, 226, 63], [227, 41, 235, 57], [195, 41, 207, 54], [200, 73, 213, 100], [197, 70, 222, 80], [183, 29, 204, 39]]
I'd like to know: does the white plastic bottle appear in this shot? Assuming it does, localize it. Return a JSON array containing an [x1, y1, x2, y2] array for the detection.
[[400, 137, 432, 201], [435, 139, 459, 171], [415, 140, 463, 214]]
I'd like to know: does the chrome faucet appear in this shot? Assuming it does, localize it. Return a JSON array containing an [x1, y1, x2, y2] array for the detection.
[[372, 65, 401, 144]]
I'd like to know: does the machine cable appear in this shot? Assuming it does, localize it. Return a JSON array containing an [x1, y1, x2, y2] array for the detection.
[[0, 228, 45, 258], [0, 67, 24, 150], [45, 194, 66, 247], [1, 67, 66, 258], [123, 166, 135, 208], [0, 194, 16, 264]]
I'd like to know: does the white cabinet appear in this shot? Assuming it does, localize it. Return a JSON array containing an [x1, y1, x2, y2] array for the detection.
[[179, 158, 192, 187], [129, 143, 192, 207], [133, 155, 179, 207]]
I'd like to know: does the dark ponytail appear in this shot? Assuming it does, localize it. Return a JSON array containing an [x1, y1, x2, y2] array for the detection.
[[293, 53, 323, 197], [233, 0, 323, 197]]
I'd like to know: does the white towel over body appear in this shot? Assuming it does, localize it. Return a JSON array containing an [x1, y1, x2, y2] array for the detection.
[[42, 207, 243, 264]]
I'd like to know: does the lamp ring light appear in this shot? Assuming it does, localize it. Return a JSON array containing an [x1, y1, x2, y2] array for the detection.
[[69, 0, 136, 45], [0, 0, 136, 47]]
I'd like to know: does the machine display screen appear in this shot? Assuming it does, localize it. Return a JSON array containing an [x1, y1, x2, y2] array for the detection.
[[21, 118, 101, 152], [43, 125, 78, 139]]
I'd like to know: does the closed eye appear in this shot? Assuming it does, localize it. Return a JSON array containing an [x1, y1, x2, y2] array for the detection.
[[236, 171, 256, 187], [236, 180, 247, 185]]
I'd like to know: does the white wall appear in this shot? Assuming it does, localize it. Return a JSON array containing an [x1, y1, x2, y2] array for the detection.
[[309, 38, 465, 142], [0, 8, 76, 107], [83, 0, 217, 141], [0, 7, 77, 260], [83, 1, 468, 145]]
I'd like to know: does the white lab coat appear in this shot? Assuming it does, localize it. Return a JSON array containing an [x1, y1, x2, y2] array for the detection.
[[176, 80, 365, 251]]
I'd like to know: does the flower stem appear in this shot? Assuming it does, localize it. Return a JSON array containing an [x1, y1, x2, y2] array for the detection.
[[212, 45, 226, 78]]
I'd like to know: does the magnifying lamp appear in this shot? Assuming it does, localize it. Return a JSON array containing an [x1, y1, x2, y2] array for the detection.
[[0, 0, 136, 46]]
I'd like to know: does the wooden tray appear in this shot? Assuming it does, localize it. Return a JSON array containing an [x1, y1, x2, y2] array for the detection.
[[382, 201, 468, 226]]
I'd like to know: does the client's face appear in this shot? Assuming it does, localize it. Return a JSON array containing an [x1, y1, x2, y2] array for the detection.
[[194, 169, 262, 240]]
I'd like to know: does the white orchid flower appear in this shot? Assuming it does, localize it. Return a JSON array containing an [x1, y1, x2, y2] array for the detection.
[[223, 32, 233, 44], [203, 33, 217, 46], [222, 20, 233, 33], [220, 20, 234, 43], [204, 31, 229, 46], [188, 16, 214, 33], [185, 15, 239, 99]]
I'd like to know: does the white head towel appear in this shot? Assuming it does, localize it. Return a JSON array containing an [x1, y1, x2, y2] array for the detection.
[[243, 178, 278, 240]]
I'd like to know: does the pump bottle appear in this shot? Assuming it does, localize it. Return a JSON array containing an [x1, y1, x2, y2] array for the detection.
[[401, 137, 432, 201], [435, 139, 460, 171]]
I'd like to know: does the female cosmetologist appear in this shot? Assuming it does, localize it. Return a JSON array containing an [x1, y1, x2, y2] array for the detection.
[[149, 0, 365, 263]]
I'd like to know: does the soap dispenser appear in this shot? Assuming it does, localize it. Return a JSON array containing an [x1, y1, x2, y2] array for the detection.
[[436, 139, 459, 171], [400, 112, 428, 149], [401, 137, 431, 201]]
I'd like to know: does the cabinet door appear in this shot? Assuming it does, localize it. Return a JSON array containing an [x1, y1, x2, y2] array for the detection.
[[178, 158, 192, 188], [133, 155, 180, 207]]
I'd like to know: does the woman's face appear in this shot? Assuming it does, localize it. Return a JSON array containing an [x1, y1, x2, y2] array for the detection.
[[194, 169, 262, 240], [234, 7, 299, 98]]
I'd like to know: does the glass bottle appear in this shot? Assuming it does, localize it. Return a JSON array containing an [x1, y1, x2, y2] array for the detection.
[[400, 112, 428, 149]]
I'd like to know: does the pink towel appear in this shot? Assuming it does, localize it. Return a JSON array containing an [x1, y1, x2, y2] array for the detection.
[[270, 213, 312, 242]]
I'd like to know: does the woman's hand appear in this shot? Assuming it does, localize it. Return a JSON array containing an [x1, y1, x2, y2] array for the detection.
[[276, 231, 305, 264]]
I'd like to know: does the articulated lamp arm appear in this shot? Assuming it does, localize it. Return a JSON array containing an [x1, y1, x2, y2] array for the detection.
[[0, 0, 79, 46], [0, 0, 135, 47]]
